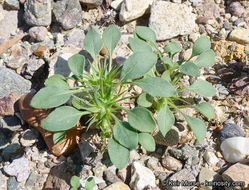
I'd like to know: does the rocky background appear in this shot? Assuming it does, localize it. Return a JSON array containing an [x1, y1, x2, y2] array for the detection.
[[0, 0, 249, 190]]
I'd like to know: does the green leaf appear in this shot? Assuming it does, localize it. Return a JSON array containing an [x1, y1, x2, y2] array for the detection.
[[161, 70, 171, 82], [102, 25, 121, 57], [53, 131, 66, 145], [179, 62, 200, 77], [133, 77, 177, 97], [135, 26, 156, 43], [194, 49, 215, 68], [45, 74, 69, 89], [157, 104, 175, 136], [30, 86, 73, 109], [70, 188, 78, 190], [121, 51, 157, 80], [163, 56, 174, 68], [68, 54, 85, 77], [41, 106, 85, 132], [128, 37, 153, 52], [113, 121, 138, 149], [70, 176, 81, 188], [137, 93, 153, 107], [84, 26, 103, 62], [188, 80, 216, 97], [194, 102, 215, 119], [71, 97, 86, 110], [85, 177, 95, 190], [138, 133, 155, 152], [184, 115, 207, 143], [108, 138, 130, 169], [127, 107, 156, 132], [192, 36, 211, 57], [164, 42, 181, 56], [144, 65, 156, 78]]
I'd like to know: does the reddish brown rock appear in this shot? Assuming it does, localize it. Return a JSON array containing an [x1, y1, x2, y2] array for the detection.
[[19, 92, 83, 156], [0, 92, 19, 117], [34, 45, 46, 57], [228, 76, 249, 96]]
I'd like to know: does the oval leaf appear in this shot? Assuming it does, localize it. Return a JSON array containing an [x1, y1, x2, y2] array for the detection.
[[194, 102, 215, 119], [70, 176, 81, 188], [45, 74, 69, 89], [158, 104, 175, 136], [184, 115, 207, 144], [192, 36, 211, 57], [137, 93, 153, 107], [164, 42, 181, 56], [128, 37, 152, 53], [127, 107, 156, 132], [108, 138, 130, 169], [114, 121, 138, 149], [194, 49, 215, 68], [103, 25, 121, 57], [68, 54, 85, 76], [85, 177, 96, 190], [84, 26, 103, 62], [135, 26, 156, 43], [121, 51, 157, 80], [30, 86, 73, 109], [188, 80, 216, 97], [133, 77, 177, 97], [179, 62, 200, 77], [53, 131, 66, 145], [138, 133, 155, 152], [41, 106, 84, 132]]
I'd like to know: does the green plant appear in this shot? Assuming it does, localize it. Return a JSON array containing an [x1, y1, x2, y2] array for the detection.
[[30, 25, 216, 169], [70, 175, 81, 190]]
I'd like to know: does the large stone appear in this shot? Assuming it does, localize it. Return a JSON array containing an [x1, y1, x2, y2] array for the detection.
[[0, 93, 19, 117], [149, 1, 197, 40], [198, 167, 219, 190], [64, 29, 85, 49], [0, 116, 22, 132], [220, 137, 249, 163], [228, 76, 249, 96], [3, 157, 30, 182], [53, 0, 82, 30], [164, 169, 195, 190], [161, 155, 182, 172], [0, 67, 31, 97], [24, 0, 52, 26], [222, 163, 249, 188], [119, 0, 153, 22], [29, 26, 48, 42], [220, 123, 244, 143], [130, 162, 156, 190], [1, 143, 23, 162], [228, 28, 249, 45], [4, 0, 20, 10]]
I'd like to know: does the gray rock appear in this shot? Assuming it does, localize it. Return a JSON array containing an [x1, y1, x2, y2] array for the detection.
[[0, 129, 10, 149], [234, 18, 245, 26], [4, 157, 30, 182], [7, 177, 18, 190], [64, 29, 85, 49], [161, 155, 182, 172], [53, 0, 82, 30], [203, 151, 219, 166], [103, 169, 121, 185], [228, 28, 249, 45], [22, 58, 46, 79], [199, 167, 219, 190], [223, 22, 232, 30], [146, 157, 164, 172], [164, 169, 195, 190], [4, 0, 20, 10], [29, 26, 48, 42], [1, 143, 23, 162], [0, 67, 31, 97], [25, 172, 37, 188], [149, 1, 197, 40], [0, 116, 22, 132], [181, 145, 199, 165], [93, 162, 107, 178], [130, 162, 156, 190], [24, 0, 52, 26], [229, 2, 244, 17], [80, 0, 103, 6], [220, 123, 244, 143], [78, 139, 94, 161]]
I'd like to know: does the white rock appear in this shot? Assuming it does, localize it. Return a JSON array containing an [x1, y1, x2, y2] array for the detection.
[[220, 137, 249, 163], [149, 1, 197, 40], [203, 151, 219, 166], [228, 28, 249, 45], [130, 162, 156, 190], [119, 0, 153, 22], [111, 0, 124, 10]]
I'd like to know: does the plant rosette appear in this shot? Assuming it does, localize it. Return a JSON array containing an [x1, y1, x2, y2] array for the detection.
[[30, 25, 216, 169]]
